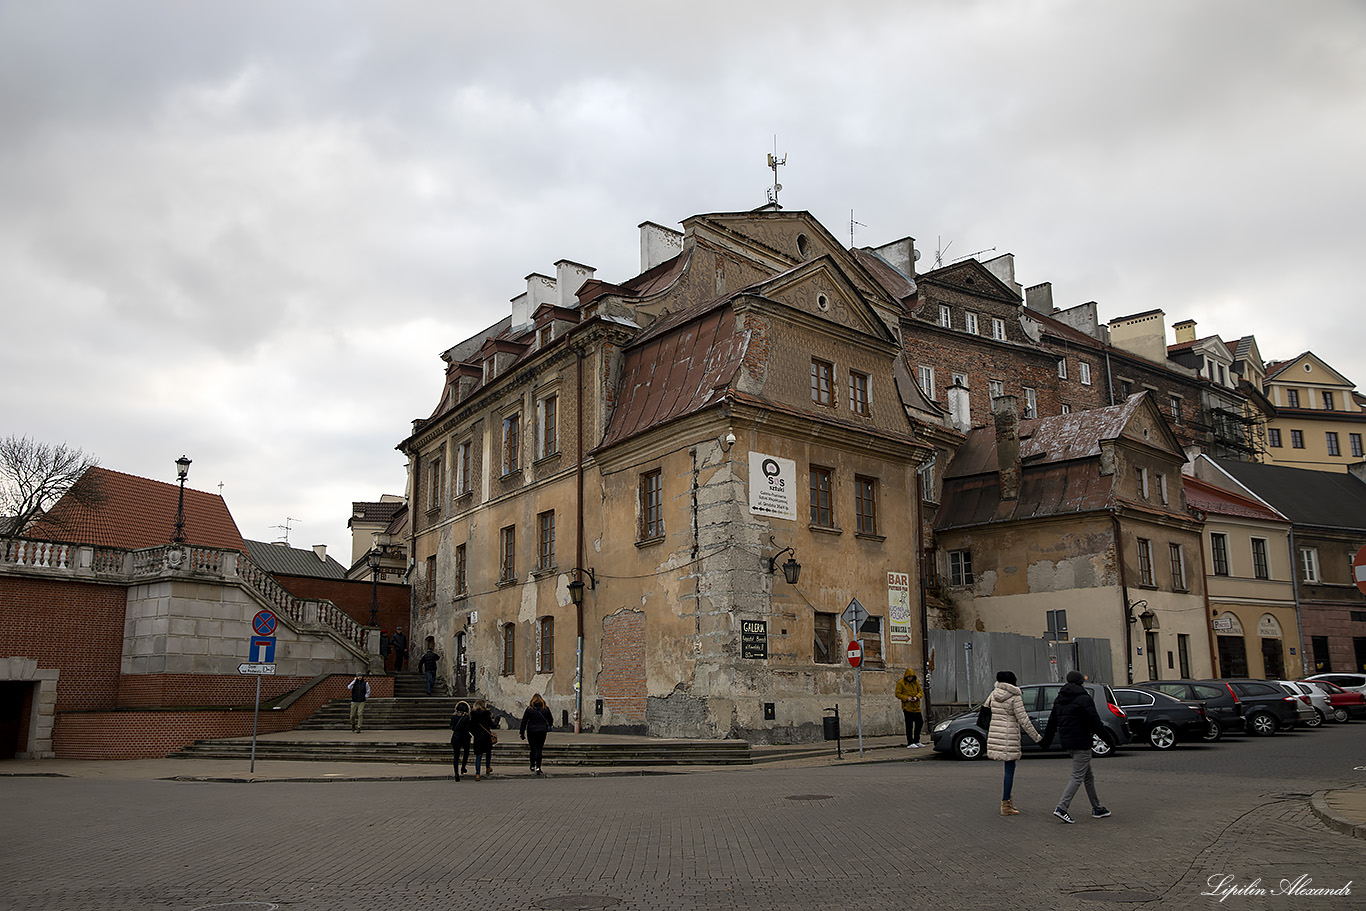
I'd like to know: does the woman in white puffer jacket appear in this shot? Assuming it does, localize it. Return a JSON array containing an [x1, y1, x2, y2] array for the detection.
[[985, 670, 1042, 816]]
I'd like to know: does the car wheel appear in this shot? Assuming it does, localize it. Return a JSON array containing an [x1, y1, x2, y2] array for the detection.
[[953, 730, 985, 760], [1091, 732, 1116, 757], [1332, 707, 1350, 724], [1147, 722, 1177, 750], [1247, 711, 1278, 736], [1201, 720, 1222, 742], [1306, 709, 1324, 728]]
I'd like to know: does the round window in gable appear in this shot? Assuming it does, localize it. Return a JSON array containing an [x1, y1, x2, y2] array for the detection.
[[817, 294, 830, 312], [797, 233, 810, 258], [1303, 363, 1312, 372]]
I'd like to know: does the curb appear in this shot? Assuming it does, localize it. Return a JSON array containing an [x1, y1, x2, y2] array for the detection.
[[1309, 789, 1366, 840]]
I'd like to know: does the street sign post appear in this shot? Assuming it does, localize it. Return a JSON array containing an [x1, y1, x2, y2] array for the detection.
[[846, 640, 863, 667], [1353, 545, 1366, 597], [841, 597, 869, 633], [243, 611, 277, 773], [847, 639, 865, 756]]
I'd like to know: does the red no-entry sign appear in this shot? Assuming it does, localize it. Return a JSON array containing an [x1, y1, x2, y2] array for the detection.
[[1353, 545, 1366, 597], [847, 640, 863, 668]]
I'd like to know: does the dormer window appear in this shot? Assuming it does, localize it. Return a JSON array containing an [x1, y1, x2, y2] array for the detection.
[[484, 359, 494, 383], [539, 325, 553, 347]]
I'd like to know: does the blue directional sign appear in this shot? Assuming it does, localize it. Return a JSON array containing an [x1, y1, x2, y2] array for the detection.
[[249, 637, 276, 663]]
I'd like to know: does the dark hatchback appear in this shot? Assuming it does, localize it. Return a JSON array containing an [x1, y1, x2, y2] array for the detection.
[[1112, 687, 1212, 749], [930, 682, 1131, 760], [1136, 680, 1244, 737]]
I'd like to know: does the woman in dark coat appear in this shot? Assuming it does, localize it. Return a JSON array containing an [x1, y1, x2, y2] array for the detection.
[[469, 699, 496, 781], [519, 693, 553, 775], [449, 701, 471, 781]]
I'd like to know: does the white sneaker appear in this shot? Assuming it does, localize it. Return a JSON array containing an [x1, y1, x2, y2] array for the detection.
[[906, 743, 915, 749], [911, 743, 923, 749]]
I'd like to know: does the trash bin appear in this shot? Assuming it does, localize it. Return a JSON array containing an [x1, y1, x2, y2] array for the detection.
[[823, 715, 840, 741]]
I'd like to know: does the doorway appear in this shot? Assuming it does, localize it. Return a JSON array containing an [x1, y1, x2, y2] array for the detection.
[[1217, 636, 1248, 678], [1260, 638, 1285, 679], [0, 681, 33, 760]]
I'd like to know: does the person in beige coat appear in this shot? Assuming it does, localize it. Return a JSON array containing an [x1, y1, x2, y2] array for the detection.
[[985, 670, 1042, 816]]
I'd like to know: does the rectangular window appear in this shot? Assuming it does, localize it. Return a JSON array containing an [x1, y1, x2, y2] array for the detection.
[[499, 525, 516, 583], [1287, 389, 1300, 408], [537, 510, 556, 570], [1218, 364, 1226, 385], [1322, 390, 1335, 411], [1169, 543, 1186, 590], [814, 612, 837, 664], [964, 312, 979, 335], [455, 543, 467, 595], [1327, 432, 1341, 456], [1079, 362, 1092, 386], [1169, 395, 1182, 425], [1061, 403, 1072, 414], [1353, 433, 1363, 457], [811, 359, 834, 406], [1024, 387, 1037, 419], [1291, 429, 1305, 449], [427, 457, 443, 511], [1157, 472, 1168, 506], [849, 370, 870, 416], [1137, 538, 1155, 587], [456, 441, 471, 495], [538, 394, 558, 459], [951, 372, 967, 389], [1146, 630, 1160, 681], [425, 555, 436, 603], [1211, 533, 1230, 576], [1057, 358, 1068, 380], [1268, 428, 1282, 448], [537, 617, 554, 673], [640, 469, 663, 540], [538, 325, 553, 347], [938, 305, 951, 328], [1312, 636, 1332, 672], [918, 365, 935, 399], [859, 615, 884, 668], [1120, 379, 1133, 398], [1251, 538, 1269, 580], [810, 466, 834, 527], [1300, 547, 1320, 583], [992, 318, 1006, 341], [502, 623, 515, 675], [1137, 467, 1149, 499], [503, 413, 521, 474], [854, 476, 878, 535], [949, 549, 974, 586], [1046, 609, 1068, 642], [1177, 634, 1192, 678], [989, 379, 1004, 400]]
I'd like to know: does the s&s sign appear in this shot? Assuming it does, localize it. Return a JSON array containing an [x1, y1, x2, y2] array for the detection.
[[748, 452, 797, 521]]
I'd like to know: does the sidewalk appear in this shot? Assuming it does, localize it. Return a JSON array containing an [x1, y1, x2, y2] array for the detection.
[[1310, 788, 1366, 841], [0, 731, 935, 783]]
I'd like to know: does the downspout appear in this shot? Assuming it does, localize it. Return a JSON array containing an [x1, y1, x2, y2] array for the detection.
[[574, 345, 586, 733], [1196, 520, 1220, 678], [1288, 528, 1307, 676], [1110, 510, 1134, 684], [915, 464, 930, 718]]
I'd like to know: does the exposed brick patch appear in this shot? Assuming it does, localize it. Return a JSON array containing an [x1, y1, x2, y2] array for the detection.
[[598, 610, 646, 723]]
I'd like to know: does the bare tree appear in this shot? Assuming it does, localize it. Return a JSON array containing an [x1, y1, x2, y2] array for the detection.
[[0, 436, 105, 537]]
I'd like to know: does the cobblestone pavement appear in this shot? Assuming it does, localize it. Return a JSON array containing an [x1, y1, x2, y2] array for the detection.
[[3, 727, 1363, 911]]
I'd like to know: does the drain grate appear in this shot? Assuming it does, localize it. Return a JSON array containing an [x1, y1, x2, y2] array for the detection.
[[785, 794, 834, 801], [1075, 891, 1159, 903], [536, 896, 622, 910]]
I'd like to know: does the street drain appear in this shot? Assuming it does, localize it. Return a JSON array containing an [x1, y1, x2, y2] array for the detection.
[[1075, 891, 1159, 903], [785, 794, 833, 801], [535, 897, 621, 910], [190, 904, 279, 911]]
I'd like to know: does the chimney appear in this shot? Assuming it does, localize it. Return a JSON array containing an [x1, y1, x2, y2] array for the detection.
[[947, 381, 972, 433], [871, 236, 918, 278], [312, 544, 327, 562], [639, 221, 683, 272], [555, 260, 594, 309], [1024, 282, 1053, 314], [1107, 309, 1168, 363], [993, 394, 1022, 501], [1173, 319, 1197, 344], [515, 273, 557, 333], [981, 253, 1021, 297]]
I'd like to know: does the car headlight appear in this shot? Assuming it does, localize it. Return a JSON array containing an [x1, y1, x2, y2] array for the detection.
[[933, 720, 952, 733]]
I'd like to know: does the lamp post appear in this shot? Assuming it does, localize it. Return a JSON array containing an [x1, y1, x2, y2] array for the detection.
[[367, 545, 382, 627], [171, 455, 191, 544]]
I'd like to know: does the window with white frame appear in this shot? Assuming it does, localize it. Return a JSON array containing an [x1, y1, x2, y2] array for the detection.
[[1251, 538, 1269, 580], [849, 370, 871, 416], [1169, 543, 1186, 590], [455, 440, 471, 496], [949, 549, 974, 586], [1057, 358, 1068, 379], [918, 365, 936, 399], [938, 305, 951, 328], [1137, 466, 1149, 499], [989, 379, 1004, 400], [1061, 403, 1071, 414], [1169, 394, 1182, 425], [536, 616, 554, 673], [1300, 547, 1320, 583], [964, 312, 979, 335], [1079, 362, 1092, 385], [991, 318, 1006, 341], [1137, 538, 1155, 586], [1157, 472, 1168, 505], [951, 372, 967, 389], [1023, 387, 1037, 419]]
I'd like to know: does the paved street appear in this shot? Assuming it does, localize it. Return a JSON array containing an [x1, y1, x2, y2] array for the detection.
[[3, 724, 1363, 911]]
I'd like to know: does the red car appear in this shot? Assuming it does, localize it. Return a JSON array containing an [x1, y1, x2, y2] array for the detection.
[[1301, 679, 1366, 724]]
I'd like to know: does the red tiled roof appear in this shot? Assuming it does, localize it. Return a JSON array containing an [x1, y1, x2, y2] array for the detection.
[[1183, 475, 1287, 523], [30, 467, 247, 551]]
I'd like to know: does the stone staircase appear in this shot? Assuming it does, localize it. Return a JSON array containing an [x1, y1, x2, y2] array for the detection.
[[294, 674, 457, 732], [170, 737, 752, 766]]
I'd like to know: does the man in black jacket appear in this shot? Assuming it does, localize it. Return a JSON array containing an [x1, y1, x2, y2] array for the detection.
[[1040, 671, 1111, 823]]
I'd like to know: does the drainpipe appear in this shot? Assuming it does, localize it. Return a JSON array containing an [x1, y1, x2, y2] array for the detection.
[[915, 465, 930, 719], [1196, 523, 1220, 678], [1288, 528, 1308, 676], [574, 345, 586, 733], [1104, 349, 1116, 407], [1111, 511, 1134, 684]]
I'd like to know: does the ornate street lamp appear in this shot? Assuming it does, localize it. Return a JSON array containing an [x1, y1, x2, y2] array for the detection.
[[767, 536, 802, 585], [567, 567, 597, 607], [171, 455, 192, 544], [367, 534, 384, 626]]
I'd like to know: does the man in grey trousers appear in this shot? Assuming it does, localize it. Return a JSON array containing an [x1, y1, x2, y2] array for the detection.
[[1040, 671, 1111, 823]]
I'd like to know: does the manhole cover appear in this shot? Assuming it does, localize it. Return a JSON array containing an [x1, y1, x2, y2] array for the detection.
[[1075, 891, 1159, 903], [190, 904, 279, 911], [535, 896, 621, 910], [785, 794, 833, 801]]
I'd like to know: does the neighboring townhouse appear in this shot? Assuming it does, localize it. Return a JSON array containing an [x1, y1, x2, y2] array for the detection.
[[1190, 458, 1366, 676], [1261, 352, 1366, 472], [1182, 473, 1299, 679], [934, 393, 1211, 685], [399, 208, 934, 742]]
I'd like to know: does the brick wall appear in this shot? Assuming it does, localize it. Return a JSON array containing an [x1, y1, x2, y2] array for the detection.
[[0, 576, 125, 711], [597, 610, 646, 723]]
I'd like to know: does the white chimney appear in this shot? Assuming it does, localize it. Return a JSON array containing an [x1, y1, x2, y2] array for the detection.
[[312, 544, 327, 562], [555, 260, 594, 309], [514, 273, 557, 333], [639, 221, 683, 272], [947, 382, 972, 433]]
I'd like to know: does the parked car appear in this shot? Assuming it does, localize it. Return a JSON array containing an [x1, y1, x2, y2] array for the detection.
[[930, 682, 1131, 760], [1134, 680, 1242, 739], [1302, 679, 1366, 723], [1216, 679, 1303, 735], [1112, 687, 1211, 749], [1271, 680, 1322, 727], [1306, 673, 1366, 695]]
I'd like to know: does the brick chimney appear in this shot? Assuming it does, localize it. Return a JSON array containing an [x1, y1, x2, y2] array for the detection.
[[993, 394, 1022, 501]]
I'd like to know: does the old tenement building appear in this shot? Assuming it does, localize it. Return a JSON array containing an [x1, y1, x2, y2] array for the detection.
[[400, 209, 934, 742]]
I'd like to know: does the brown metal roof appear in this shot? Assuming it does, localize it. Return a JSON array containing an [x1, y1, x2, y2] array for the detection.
[[937, 460, 1116, 529], [1183, 475, 1287, 523]]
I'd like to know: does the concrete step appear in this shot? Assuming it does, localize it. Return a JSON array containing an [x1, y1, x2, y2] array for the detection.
[[170, 739, 752, 766]]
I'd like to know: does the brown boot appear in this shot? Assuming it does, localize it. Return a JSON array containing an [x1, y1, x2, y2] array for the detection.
[[1001, 799, 1020, 816]]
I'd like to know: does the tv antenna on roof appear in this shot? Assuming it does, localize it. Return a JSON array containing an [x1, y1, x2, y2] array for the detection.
[[933, 236, 952, 269], [850, 210, 867, 248], [272, 517, 300, 545], [766, 136, 786, 206]]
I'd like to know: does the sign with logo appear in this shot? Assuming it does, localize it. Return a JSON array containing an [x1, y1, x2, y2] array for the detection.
[[888, 572, 911, 643], [847, 640, 863, 667], [238, 663, 276, 675], [748, 453, 797, 521], [1211, 617, 1234, 632], [741, 620, 768, 659]]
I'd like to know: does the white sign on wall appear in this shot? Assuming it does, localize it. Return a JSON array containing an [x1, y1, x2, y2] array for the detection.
[[888, 572, 912, 643], [748, 452, 797, 521]]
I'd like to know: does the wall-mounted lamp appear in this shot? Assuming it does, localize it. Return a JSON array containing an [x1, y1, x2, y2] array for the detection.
[[1126, 599, 1157, 631], [767, 536, 801, 585], [568, 567, 597, 606], [719, 429, 737, 452]]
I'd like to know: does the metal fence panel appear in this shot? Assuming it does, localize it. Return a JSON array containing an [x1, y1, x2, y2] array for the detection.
[[928, 630, 1114, 707]]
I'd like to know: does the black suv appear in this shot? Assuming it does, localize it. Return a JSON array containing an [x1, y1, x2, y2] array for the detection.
[[1136, 680, 1243, 738], [1217, 679, 1302, 735]]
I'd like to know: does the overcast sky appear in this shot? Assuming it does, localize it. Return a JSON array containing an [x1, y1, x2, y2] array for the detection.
[[3, 0, 1363, 560]]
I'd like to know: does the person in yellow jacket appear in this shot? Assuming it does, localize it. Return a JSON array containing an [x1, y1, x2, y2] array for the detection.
[[896, 667, 924, 748]]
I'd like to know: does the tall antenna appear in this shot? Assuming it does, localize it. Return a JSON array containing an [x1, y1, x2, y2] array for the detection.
[[850, 210, 867, 248], [766, 136, 787, 206], [933, 236, 953, 269], [272, 517, 300, 545]]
